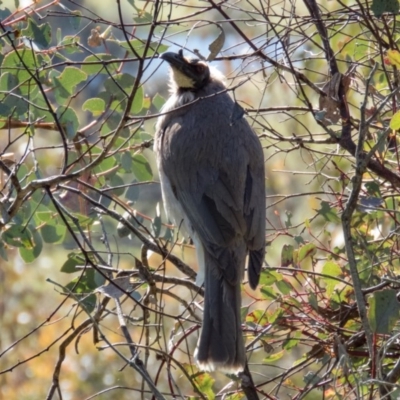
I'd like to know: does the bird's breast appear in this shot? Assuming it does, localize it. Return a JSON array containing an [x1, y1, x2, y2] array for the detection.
[[163, 91, 196, 112]]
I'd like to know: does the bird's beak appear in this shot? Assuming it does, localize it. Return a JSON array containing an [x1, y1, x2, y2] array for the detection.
[[159, 51, 190, 72], [159, 50, 209, 89]]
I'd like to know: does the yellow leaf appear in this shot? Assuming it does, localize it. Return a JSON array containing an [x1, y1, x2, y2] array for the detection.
[[390, 111, 400, 130], [387, 49, 400, 67], [324, 388, 338, 398]]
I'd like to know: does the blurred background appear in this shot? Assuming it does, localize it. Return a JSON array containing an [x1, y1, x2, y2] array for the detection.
[[1, 0, 394, 399]]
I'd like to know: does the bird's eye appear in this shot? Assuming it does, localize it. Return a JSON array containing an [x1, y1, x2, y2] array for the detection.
[[195, 64, 205, 74]]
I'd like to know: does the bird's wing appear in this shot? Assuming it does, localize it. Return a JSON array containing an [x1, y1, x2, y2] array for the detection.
[[241, 130, 266, 288], [159, 113, 265, 285]]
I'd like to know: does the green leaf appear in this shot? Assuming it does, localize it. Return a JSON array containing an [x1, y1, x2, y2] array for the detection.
[[285, 210, 292, 228], [0, 7, 12, 21], [99, 194, 112, 210], [390, 110, 400, 130], [304, 371, 322, 386], [56, 106, 79, 140], [297, 243, 317, 263], [131, 85, 144, 114], [102, 113, 129, 137], [60, 35, 82, 54], [65, 269, 102, 313], [141, 131, 152, 142], [0, 72, 29, 116], [163, 227, 173, 242], [292, 236, 304, 246], [132, 154, 153, 181], [82, 98, 105, 116], [317, 201, 340, 223], [281, 244, 294, 267], [322, 261, 342, 296], [30, 92, 54, 122], [2, 224, 32, 248], [285, 296, 302, 309], [308, 292, 318, 310], [121, 151, 133, 173], [282, 332, 301, 351], [40, 223, 66, 244], [2, 49, 38, 83], [142, 96, 151, 111], [19, 228, 43, 263], [0, 240, 8, 261], [54, 67, 87, 97], [259, 270, 281, 285], [263, 350, 284, 363], [81, 54, 117, 75], [371, 0, 399, 17], [4, 96, 28, 116], [260, 286, 278, 300], [114, 40, 168, 57], [69, 10, 82, 30], [365, 181, 381, 197], [268, 308, 283, 324], [61, 252, 84, 273], [53, 77, 70, 102], [387, 49, 400, 67], [99, 74, 144, 114], [16, 163, 31, 185], [95, 154, 116, 174], [16, 206, 33, 225], [246, 309, 269, 325], [35, 211, 52, 223], [133, 10, 154, 24], [126, 180, 140, 202], [194, 373, 215, 400], [56, 27, 62, 44], [103, 73, 134, 99], [66, 278, 97, 313], [276, 279, 292, 295], [109, 174, 125, 196], [21, 18, 51, 48], [152, 93, 165, 111], [152, 214, 162, 238], [0, 70, 19, 93], [368, 289, 400, 334], [0, 102, 11, 128]]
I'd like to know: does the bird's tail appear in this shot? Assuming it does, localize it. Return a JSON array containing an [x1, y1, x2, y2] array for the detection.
[[195, 251, 245, 373]]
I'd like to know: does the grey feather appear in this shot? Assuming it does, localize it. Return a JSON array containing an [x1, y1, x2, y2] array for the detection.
[[155, 52, 266, 373]]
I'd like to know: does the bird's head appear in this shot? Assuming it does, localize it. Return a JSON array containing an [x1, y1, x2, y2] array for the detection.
[[160, 50, 210, 90]]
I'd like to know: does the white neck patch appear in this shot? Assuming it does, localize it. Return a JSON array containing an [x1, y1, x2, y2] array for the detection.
[[171, 68, 195, 89]]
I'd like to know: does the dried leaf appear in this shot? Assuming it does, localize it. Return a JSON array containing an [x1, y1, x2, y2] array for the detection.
[[87, 28, 101, 47], [318, 72, 351, 125], [207, 26, 225, 61], [318, 72, 342, 124], [97, 276, 133, 298]]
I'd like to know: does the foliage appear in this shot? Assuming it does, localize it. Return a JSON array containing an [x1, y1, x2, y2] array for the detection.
[[2, 0, 400, 399]]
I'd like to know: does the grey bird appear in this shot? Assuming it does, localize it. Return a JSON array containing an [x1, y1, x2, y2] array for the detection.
[[154, 50, 266, 373]]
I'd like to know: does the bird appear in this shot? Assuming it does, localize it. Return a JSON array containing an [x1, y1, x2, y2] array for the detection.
[[154, 50, 266, 373]]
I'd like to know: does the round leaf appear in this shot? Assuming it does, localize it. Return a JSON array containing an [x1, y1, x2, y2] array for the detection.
[[132, 154, 153, 181], [82, 98, 105, 116]]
